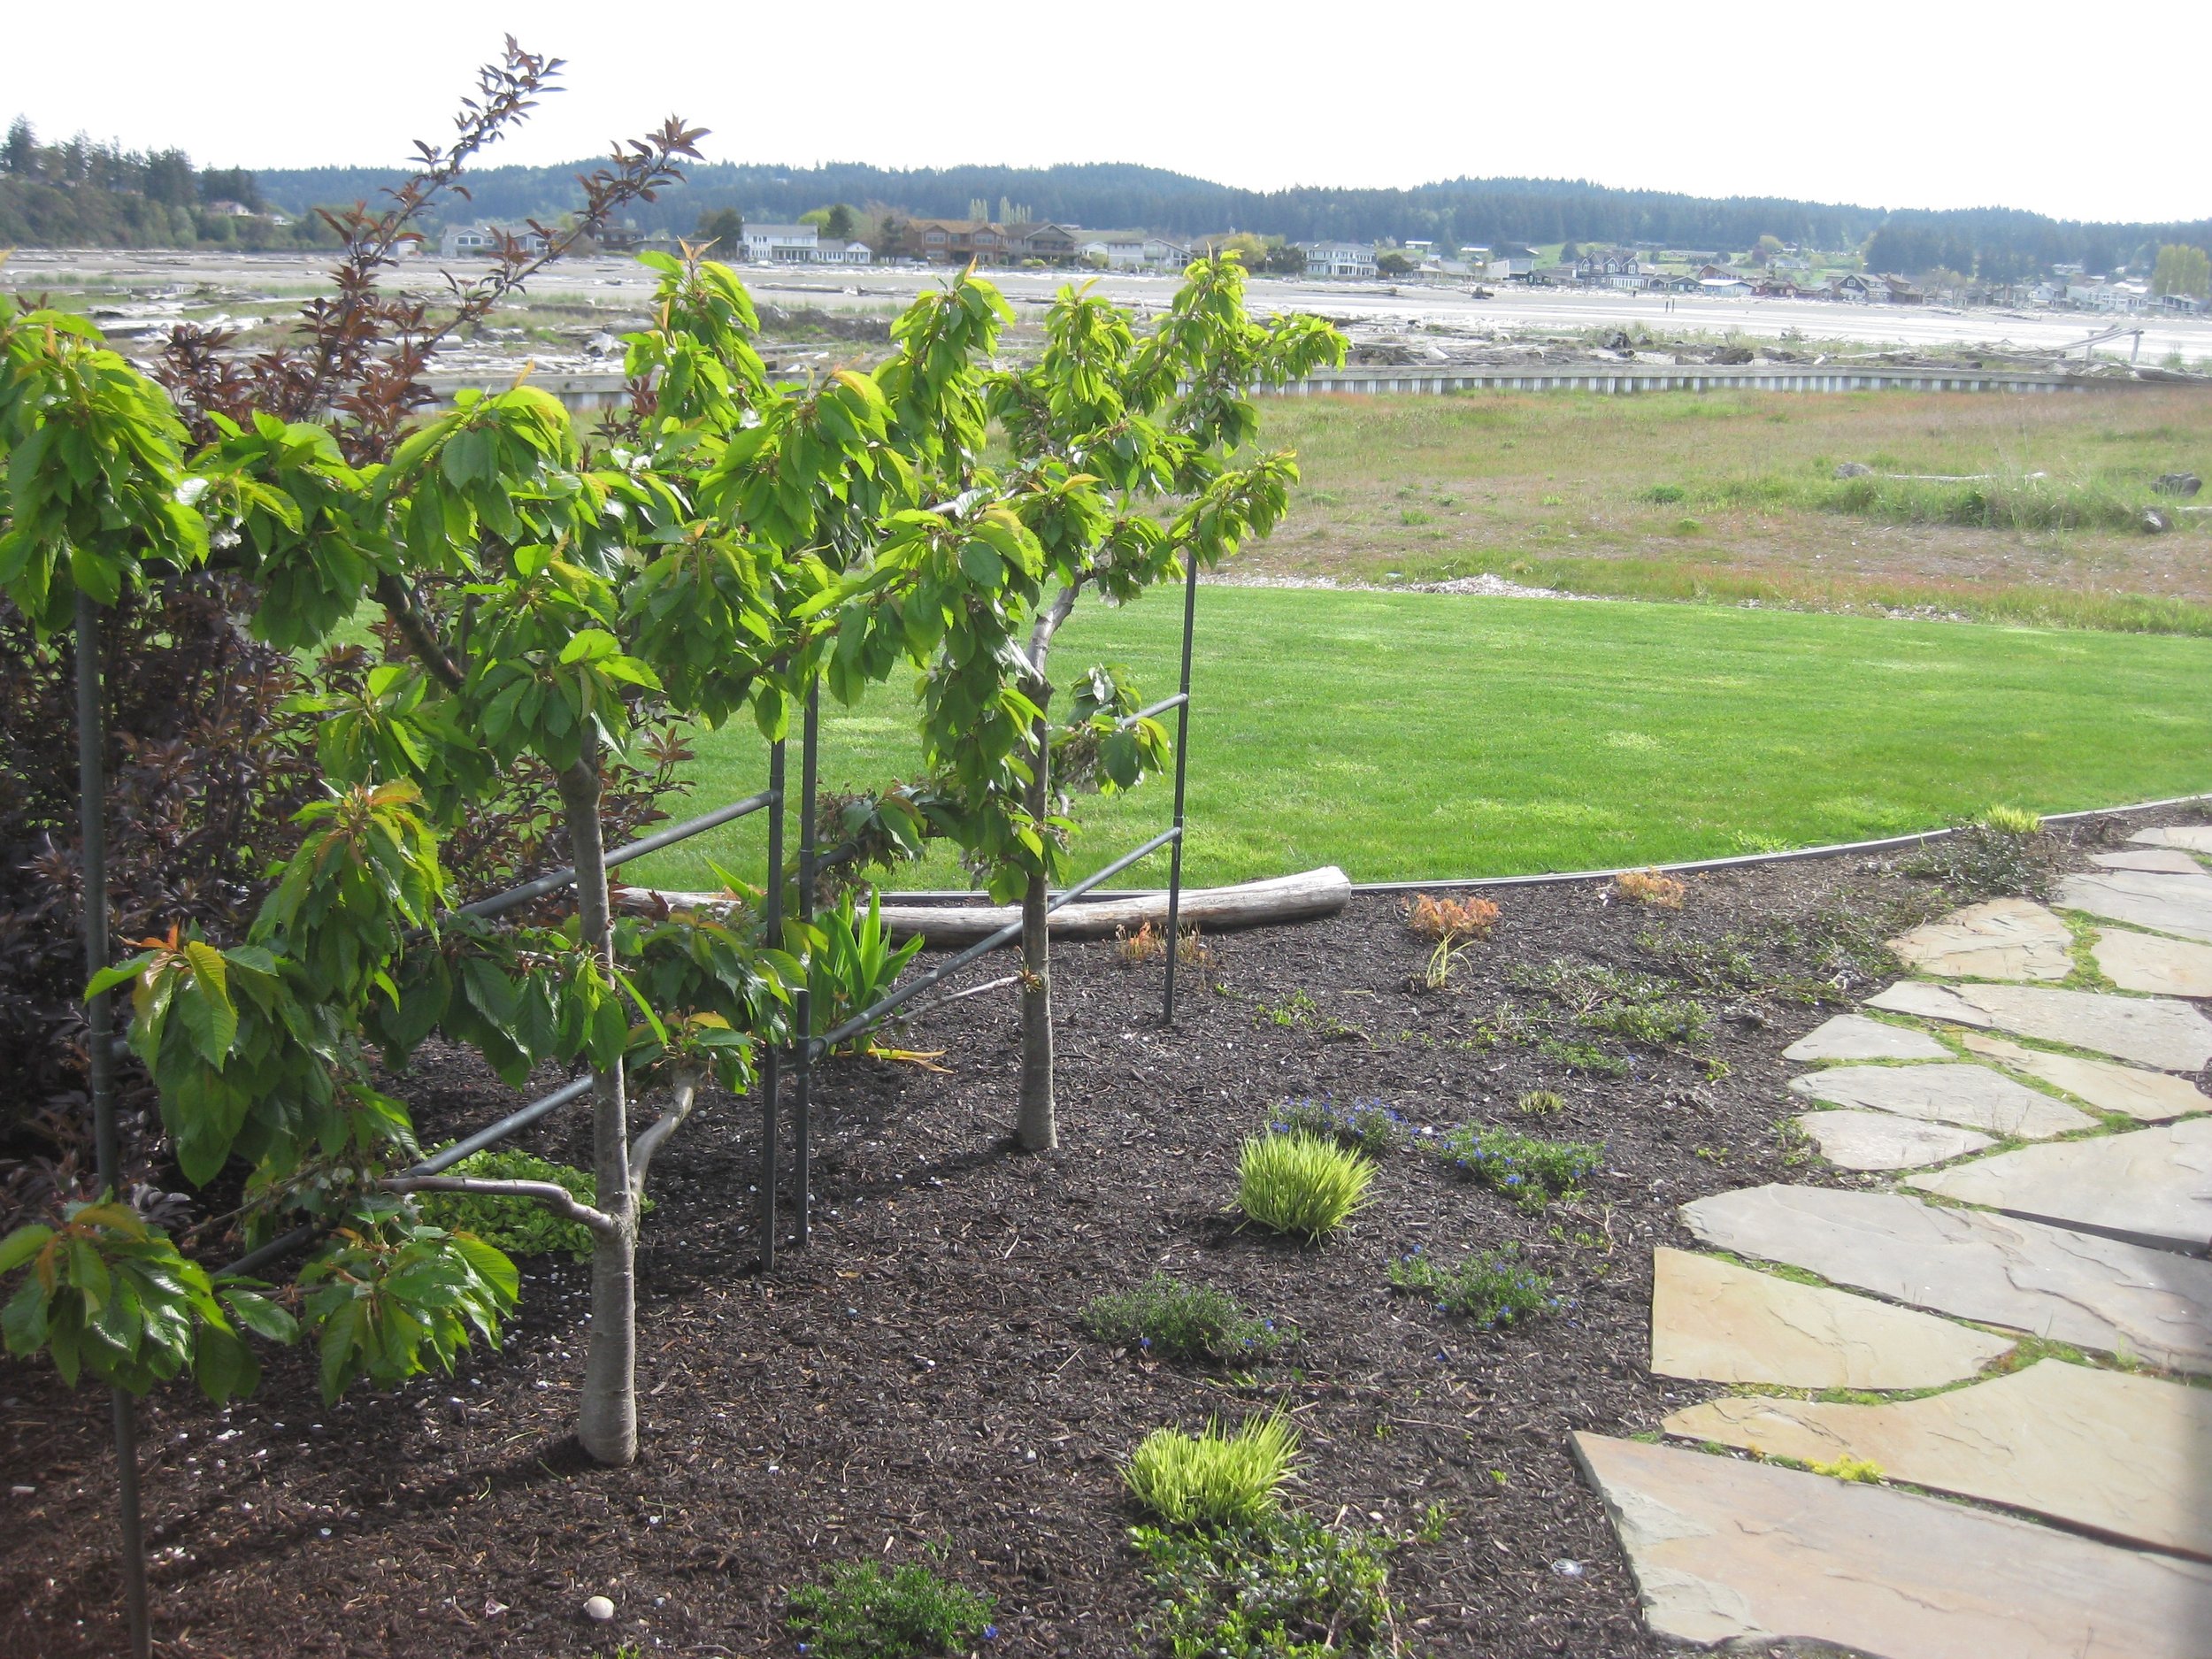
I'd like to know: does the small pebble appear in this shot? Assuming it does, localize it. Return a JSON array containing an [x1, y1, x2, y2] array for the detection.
[[1550, 1558, 1586, 1578], [583, 1594, 616, 1622]]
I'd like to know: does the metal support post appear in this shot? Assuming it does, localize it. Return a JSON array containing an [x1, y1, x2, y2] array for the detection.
[[794, 683, 819, 1246], [1160, 551, 1200, 1024], [757, 734, 785, 1271], [76, 595, 150, 1659]]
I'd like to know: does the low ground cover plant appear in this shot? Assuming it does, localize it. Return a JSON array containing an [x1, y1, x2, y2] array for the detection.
[[1130, 1514, 1402, 1659], [1235, 1130, 1377, 1238], [785, 1559, 995, 1659], [1389, 1245, 1559, 1329], [1271, 1095, 1405, 1159], [1125, 1412, 1300, 1529], [1509, 958, 1711, 1051], [1437, 1125, 1602, 1210], [415, 1149, 644, 1261], [1903, 818, 2055, 902], [1517, 1088, 1565, 1118], [1081, 1274, 1292, 1363]]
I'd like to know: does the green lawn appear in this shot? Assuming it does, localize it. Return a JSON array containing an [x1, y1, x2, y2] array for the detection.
[[629, 587, 2212, 892]]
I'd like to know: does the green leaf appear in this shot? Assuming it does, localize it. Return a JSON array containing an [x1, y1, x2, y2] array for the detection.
[[0, 1225, 53, 1275], [219, 1288, 300, 1344]]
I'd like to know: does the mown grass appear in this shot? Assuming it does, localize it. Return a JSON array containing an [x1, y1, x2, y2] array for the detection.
[[1245, 389, 2212, 632], [634, 587, 2212, 890]]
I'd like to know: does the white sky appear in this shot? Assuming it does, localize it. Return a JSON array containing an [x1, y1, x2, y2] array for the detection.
[[6, 0, 2208, 225]]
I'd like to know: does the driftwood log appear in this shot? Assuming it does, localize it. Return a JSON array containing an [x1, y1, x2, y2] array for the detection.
[[627, 866, 1353, 947]]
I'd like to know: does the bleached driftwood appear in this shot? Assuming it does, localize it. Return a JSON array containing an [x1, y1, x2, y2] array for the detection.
[[627, 865, 1352, 947]]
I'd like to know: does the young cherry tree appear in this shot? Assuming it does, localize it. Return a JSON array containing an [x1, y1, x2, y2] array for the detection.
[[0, 238, 1067, 1471], [825, 257, 1343, 1149]]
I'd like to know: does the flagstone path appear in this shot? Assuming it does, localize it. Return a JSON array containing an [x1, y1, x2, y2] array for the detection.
[[1582, 825, 2212, 1656]]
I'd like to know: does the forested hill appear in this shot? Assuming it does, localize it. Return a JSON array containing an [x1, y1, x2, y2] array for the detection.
[[254, 158, 2208, 274]]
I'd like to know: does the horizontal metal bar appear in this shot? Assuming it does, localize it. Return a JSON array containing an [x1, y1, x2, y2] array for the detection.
[[459, 789, 778, 920], [809, 825, 1183, 1055], [1119, 692, 1188, 726], [211, 1073, 595, 1279], [411, 1076, 595, 1174]]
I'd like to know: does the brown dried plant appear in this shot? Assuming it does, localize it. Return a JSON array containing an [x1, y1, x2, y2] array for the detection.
[[1402, 892, 1500, 942], [1613, 869, 1688, 910]]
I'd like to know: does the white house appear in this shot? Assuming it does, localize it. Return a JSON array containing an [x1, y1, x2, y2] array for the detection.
[[2068, 280, 2147, 313], [1080, 234, 1192, 272], [741, 223, 819, 263], [1296, 241, 1377, 279], [817, 239, 873, 266], [1485, 257, 1535, 281], [1699, 277, 1754, 297], [440, 222, 550, 259]]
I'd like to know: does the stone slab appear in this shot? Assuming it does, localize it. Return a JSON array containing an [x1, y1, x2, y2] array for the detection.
[[1960, 1031, 2210, 1123], [1794, 1109, 1995, 1170], [2057, 869, 2212, 946], [1650, 1247, 2010, 1388], [1906, 1118, 2212, 1252], [2095, 927, 2212, 999], [1787, 1063, 2094, 1140], [1681, 1184, 2212, 1372], [2095, 849, 2210, 875], [1865, 979, 2212, 1072], [1886, 896, 2074, 981], [1782, 1012, 1952, 1064], [1571, 1431, 2212, 1656], [2132, 825, 2212, 855], [1663, 1360, 2212, 1561]]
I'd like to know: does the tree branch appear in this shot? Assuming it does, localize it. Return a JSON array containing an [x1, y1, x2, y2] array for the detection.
[[626, 1068, 702, 1202], [374, 572, 465, 691], [1024, 580, 1083, 692], [381, 1175, 620, 1239]]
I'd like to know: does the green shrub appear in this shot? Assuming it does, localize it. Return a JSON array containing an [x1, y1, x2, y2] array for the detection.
[[1388, 1246, 1558, 1328], [1271, 1095, 1405, 1159], [413, 1148, 642, 1261], [1131, 1514, 1400, 1658], [1082, 1274, 1292, 1363], [1978, 803, 2041, 835], [785, 1560, 995, 1659], [1436, 1125, 1601, 1210], [1125, 1413, 1300, 1529], [1236, 1131, 1376, 1239], [1516, 1089, 1564, 1118], [1640, 482, 1687, 503]]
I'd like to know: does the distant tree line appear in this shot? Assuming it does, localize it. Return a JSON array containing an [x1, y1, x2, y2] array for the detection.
[[0, 117, 339, 250], [15, 140, 2209, 277]]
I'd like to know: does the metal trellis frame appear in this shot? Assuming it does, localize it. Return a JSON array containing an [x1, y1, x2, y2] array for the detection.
[[768, 551, 1208, 1234], [208, 756, 792, 1286]]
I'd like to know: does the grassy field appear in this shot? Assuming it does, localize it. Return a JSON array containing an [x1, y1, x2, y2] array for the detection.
[[1240, 389, 2212, 633], [631, 587, 2212, 893]]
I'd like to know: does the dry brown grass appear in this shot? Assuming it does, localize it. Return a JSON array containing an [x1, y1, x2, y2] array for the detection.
[[1403, 892, 1502, 941], [1613, 869, 1687, 909]]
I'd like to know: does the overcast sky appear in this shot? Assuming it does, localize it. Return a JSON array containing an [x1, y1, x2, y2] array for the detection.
[[8, 0, 2208, 224]]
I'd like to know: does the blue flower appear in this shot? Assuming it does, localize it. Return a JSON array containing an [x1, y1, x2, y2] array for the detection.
[[982, 1625, 999, 1641]]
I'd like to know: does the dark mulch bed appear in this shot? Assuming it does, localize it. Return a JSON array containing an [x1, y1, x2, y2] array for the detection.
[[4, 803, 2206, 1659]]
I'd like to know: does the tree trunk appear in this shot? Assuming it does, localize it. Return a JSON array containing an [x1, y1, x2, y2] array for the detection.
[[557, 755, 639, 1467], [1015, 705, 1056, 1152], [1014, 584, 1079, 1154]]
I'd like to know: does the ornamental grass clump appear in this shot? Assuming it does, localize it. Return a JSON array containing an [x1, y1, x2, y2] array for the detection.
[[1437, 1125, 1601, 1211], [1125, 1412, 1301, 1529], [1082, 1274, 1293, 1363], [1236, 1131, 1376, 1239]]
